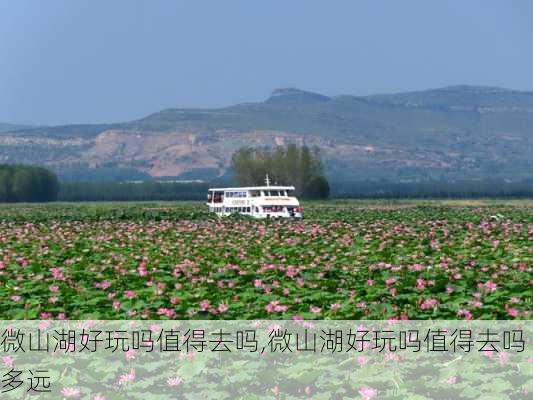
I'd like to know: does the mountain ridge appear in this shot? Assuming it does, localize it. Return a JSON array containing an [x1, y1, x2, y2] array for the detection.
[[1, 85, 532, 182]]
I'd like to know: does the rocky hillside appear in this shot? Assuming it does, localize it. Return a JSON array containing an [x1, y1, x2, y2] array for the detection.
[[1, 85, 532, 181]]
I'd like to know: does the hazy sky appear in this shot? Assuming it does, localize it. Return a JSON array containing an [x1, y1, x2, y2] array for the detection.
[[1, 0, 532, 125]]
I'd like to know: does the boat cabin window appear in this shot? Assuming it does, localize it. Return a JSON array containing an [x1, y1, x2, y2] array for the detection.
[[225, 191, 247, 198], [212, 191, 224, 203], [250, 190, 260, 197], [263, 205, 285, 212], [264, 190, 281, 196], [223, 206, 252, 213]]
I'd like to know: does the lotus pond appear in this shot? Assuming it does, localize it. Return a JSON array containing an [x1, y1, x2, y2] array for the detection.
[[0, 200, 531, 320]]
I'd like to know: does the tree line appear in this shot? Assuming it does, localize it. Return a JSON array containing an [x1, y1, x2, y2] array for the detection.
[[1, 162, 533, 203], [0, 164, 59, 202], [231, 145, 330, 198], [332, 179, 533, 199], [54, 178, 533, 201], [59, 181, 208, 202]]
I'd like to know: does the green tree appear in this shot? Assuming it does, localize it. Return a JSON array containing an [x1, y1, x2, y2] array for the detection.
[[230, 145, 330, 199], [12, 167, 36, 201], [304, 175, 330, 199], [0, 164, 59, 202], [0, 167, 13, 202]]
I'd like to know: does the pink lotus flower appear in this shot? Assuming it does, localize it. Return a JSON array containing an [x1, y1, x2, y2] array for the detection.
[[2, 356, 14, 367], [125, 349, 136, 361], [384, 352, 400, 362], [469, 300, 483, 309], [94, 395, 106, 400], [484, 281, 498, 292], [156, 307, 176, 318], [124, 290, 136, 299], [358, 386, 377, 400], [356, 301, 367, 309], [286, 265, 298, 277], [167, 376, 182, 386], [199, 300, 210, 311], [420, 298, 438, 310], [309, 305, 322, 314], [61, 387, 81, 398], [137, 260, 148, 276], [408, 264, 424, 271], [265, 301, 288, 313], [96, 280, 110, 289], [50, 267, 65, 280], [118, 368, 136, 385], [498, 352, 508, 366], [445, 376, 457, 384], [218, 303, 229, 313], [507, 308, 519, 317], [385, 277, 396, 286], [457, 309, 473, 320]]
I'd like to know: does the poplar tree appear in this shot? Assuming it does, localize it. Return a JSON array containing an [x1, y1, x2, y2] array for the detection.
[[230, 145, 330, 199]]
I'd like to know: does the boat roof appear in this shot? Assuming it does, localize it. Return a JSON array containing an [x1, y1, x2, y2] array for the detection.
[[208, 186, 295, 191]]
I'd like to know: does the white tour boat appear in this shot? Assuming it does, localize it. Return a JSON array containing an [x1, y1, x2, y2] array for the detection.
[[206, 175, 303, 219]]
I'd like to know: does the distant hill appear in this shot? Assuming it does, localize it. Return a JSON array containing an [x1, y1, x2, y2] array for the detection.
[[1, 85, 532, 182], [0, 123, 32, 133]]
